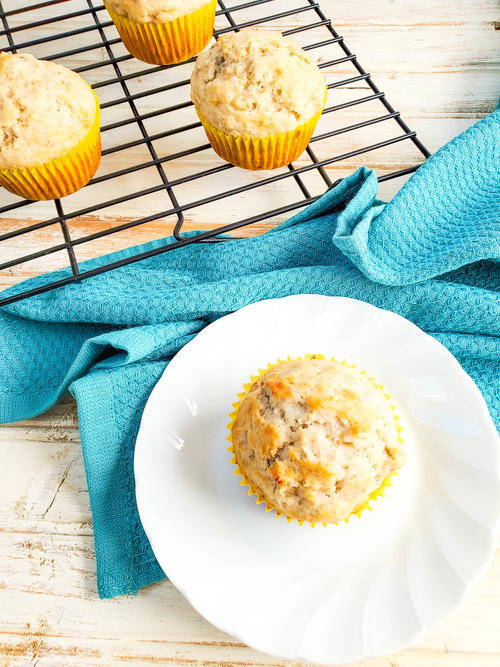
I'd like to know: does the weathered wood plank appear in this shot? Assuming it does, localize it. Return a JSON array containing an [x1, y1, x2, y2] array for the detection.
[[0, 530, 498, 664]]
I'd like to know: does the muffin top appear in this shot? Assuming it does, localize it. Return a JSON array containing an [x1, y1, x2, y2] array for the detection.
[[0, 53, 96, 170], [105, 0, 211, 23], [191, 30, 326, 136], [231, 358, 405, 524]]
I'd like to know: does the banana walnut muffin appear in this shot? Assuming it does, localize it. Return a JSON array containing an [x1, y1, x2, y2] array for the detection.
[[231, 358, 405, 524]]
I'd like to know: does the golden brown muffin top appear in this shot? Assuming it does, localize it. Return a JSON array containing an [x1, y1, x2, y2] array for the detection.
[[0, 53, 96, 169], [231, 358, 405, 524], [191, 30, 326, 136]]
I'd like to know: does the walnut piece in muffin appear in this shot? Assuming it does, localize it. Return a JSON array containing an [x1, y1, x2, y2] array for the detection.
[[231, 358, 405, 524], [190, 30, 326, 136]]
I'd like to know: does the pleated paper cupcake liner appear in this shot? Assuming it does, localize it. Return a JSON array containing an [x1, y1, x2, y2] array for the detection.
[[226, 354, 404, 527], [105, 0, 217, 66], [196, 103, 325, 170], [0, 92, 101, 201]]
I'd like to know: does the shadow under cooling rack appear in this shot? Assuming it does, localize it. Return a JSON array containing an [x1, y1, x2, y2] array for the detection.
[[0, 0, 430, 306]]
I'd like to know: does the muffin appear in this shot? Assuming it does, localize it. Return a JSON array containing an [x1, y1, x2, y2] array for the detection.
[[231, 358, 405, 524], [191, 30, 327, 170], [105, 0, 217, 65], [0, 53, 100, 201]]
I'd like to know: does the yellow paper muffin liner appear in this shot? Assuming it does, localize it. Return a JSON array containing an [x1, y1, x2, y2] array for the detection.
[[105, 0, 217, 66], [196, 104, 325, 171], [0, 92, 101, 201], [226, 354, 405, 527]]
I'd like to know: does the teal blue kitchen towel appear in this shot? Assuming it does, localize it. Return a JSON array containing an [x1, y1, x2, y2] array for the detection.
[[0, 109, 499, 599]]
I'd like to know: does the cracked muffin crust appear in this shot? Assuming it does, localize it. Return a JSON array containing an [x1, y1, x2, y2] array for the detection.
[[231, 358, 405, 524], [190, 30, 326, 136], [0, 53, 97, 169]]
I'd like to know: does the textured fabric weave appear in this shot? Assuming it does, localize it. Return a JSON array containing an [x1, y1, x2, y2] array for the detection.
[[1, 109, 499, 598]]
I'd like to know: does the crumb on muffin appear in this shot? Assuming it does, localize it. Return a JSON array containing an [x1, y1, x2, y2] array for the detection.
[[190, 30, 326, 136], [105, 0, 212, 23], [231, 358, 405, 524], [0, 53, 96, 170]]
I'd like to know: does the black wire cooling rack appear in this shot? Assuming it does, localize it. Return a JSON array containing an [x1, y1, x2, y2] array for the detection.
[[0, 0, 430, 307]]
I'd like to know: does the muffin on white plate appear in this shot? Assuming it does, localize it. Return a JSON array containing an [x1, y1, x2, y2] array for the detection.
[[191, 30, 327, 169], [230, 357, 405, 524], [0, 52, 100, 200]]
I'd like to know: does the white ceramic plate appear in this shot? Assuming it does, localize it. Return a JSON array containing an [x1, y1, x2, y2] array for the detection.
[[135, 295, 500, 664]]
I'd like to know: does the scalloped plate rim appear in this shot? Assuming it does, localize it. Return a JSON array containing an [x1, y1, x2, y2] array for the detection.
[[134, 295, 500, 664]]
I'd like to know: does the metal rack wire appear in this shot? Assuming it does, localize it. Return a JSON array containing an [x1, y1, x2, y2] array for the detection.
[[0, 0, 430, 307]]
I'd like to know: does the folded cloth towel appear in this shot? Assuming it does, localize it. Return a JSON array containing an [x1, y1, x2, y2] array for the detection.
[[0, 109, 498, 599]]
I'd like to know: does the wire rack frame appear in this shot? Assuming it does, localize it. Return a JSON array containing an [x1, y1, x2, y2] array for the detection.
[[0, 0, 431, 307]]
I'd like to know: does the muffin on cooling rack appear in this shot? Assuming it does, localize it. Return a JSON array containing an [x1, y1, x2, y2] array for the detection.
[[105, 0, 217, 65], [0, 53, 100, 201], [190, 30, 327, 170], [230, 357, 405, 524]]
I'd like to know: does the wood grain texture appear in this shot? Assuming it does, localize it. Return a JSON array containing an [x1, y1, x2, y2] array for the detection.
[[1, 0, 499, 665]]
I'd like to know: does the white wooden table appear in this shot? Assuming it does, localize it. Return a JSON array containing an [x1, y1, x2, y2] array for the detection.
[[0, 1, 499, 665]]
